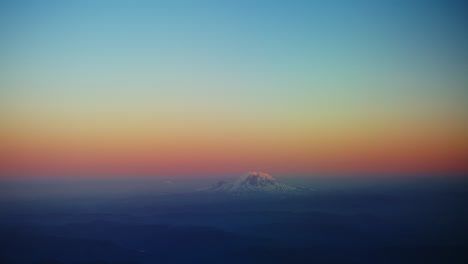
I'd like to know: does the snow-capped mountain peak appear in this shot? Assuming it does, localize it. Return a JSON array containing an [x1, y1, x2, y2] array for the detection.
[[205, 172, 300, 194]]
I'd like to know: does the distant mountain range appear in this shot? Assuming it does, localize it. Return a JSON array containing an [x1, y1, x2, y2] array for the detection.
[[204, 172, 307, 195]]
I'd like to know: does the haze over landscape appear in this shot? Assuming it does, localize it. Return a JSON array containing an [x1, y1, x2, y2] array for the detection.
[[0, 0, 467, 263]]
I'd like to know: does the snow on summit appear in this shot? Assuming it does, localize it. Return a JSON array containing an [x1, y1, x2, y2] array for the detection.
[[205, 172, 301, 194]]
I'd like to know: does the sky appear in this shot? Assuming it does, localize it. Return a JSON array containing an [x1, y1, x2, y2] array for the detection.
[[1, 0, 467, 177]]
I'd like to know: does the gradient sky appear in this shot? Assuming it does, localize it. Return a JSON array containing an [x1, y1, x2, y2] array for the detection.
[[1, 0, 467, 176]]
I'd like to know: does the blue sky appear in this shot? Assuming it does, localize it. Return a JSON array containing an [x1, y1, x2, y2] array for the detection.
[[1, 0, 467, 175]]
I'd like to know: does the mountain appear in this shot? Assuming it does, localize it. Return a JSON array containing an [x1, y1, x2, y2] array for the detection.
[[205, 172, 302, 194]]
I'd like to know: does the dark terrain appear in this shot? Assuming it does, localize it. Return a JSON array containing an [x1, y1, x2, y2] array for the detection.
[[0, 177, 467, 264]]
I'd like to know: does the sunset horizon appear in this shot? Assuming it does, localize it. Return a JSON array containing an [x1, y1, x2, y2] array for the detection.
[[2, 1, 467, 178], [1, 1, 467, 263]]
